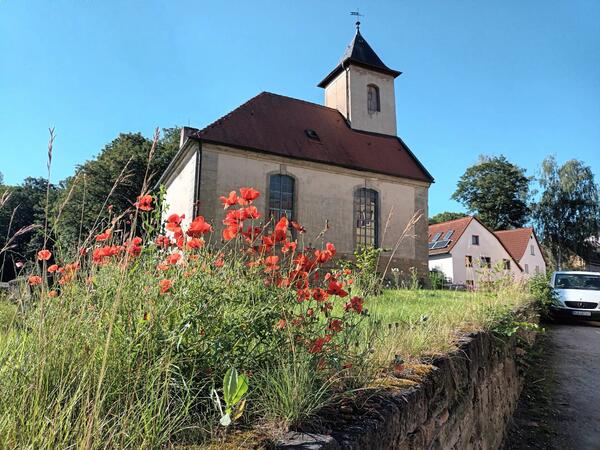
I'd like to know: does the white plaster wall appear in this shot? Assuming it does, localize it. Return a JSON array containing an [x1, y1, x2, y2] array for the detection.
[[429, 254, 454, 281], [348, 65, 397, 136], [198, 144, 428, 259], [324, 71, 348, 120], [450, 221, 522, 285], [162, 147, 197, 230], [518, 235, 547, 277]]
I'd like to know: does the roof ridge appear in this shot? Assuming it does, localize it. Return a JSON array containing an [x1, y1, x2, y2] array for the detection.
[[428, 216, 472, 227]]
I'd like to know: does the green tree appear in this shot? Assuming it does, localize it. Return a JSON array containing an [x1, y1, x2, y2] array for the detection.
[[452, 155, 531, 230], [533, 156, 600, 269], [53, 128, 179, 252], [0, 177, 59, 280], [429, 211, 466, 225]]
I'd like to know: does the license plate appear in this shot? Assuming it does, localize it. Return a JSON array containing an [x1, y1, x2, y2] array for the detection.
[[572, 310, 592, 317]]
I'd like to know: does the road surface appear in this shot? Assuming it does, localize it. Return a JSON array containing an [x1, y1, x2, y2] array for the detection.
[[504, 321, 600, 450]]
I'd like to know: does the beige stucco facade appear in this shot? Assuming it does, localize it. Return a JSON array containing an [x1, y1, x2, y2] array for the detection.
[[324, 65, 397, 136], [162, 141, 430, 277]]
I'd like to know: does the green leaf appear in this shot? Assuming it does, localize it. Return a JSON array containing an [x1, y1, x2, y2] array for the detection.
[[223, 368, 249, 407]]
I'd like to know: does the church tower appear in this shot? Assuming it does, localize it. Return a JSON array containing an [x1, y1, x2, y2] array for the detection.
[[318, 24, 401, 136]]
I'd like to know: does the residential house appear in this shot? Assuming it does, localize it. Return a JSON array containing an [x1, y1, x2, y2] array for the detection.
[[158, 25, 434, 276], [494, 227, 546, 276], [428, 216, 522, 287]]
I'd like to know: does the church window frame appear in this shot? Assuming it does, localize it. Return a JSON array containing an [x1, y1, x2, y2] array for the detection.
[[354, 187, 379, 249], [267, 173, 296, 226], [367, 84, 381, 113]]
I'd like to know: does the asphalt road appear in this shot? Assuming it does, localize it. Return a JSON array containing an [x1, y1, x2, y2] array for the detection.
[[505, 321, 600, 450]]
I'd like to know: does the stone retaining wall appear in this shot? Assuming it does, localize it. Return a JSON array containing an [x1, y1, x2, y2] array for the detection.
[[276, 307, 538, 450]]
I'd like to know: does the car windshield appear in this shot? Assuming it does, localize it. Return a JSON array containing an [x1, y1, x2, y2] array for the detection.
[[555, 274, 600, 291]]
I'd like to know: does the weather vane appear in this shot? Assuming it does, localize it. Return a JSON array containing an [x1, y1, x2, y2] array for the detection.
[[350, 10, 364, 30]]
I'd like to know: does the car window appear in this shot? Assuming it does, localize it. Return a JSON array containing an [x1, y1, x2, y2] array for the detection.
[[555, 274, 600, 291]]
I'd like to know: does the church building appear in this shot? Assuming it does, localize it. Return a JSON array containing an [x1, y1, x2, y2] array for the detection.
[[159, 25, 434, 276]]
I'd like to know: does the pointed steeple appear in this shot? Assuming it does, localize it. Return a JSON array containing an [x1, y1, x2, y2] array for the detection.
[[318, 28, 401, 88]]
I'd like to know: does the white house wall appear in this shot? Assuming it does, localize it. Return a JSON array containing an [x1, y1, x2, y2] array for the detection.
[[429, 254, 454, 281], [162, 145, 197, 230], [450, 220, 522, 285], [518, 234, 547, 277]]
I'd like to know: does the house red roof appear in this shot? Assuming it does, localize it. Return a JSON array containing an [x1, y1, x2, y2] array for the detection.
[[188, 92, 433, 183], [428, 216, 472, 255], [494, 228, 534, 262]]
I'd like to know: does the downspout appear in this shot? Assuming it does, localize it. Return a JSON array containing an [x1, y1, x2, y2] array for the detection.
[[192, 141, 202, 218]]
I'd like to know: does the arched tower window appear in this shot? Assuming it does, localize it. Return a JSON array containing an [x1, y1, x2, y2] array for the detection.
[[268, 174, 295, 223], [367, 84, 380, 113], [354, 188, 379, 248]]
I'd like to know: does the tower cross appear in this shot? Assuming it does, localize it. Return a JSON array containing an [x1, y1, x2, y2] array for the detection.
[[350, 10, 364, 30]]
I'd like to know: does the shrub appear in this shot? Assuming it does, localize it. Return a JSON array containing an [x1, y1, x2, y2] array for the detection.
[[528, 272, 557, 318]]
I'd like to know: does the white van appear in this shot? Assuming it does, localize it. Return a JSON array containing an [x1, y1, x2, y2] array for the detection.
[[550, 271, 600, 320]]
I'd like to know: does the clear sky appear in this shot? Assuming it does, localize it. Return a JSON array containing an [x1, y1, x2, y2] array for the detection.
[[1, 0, 599, 215]]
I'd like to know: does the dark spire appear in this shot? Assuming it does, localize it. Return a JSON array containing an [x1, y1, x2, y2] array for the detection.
[[318, 27, 401, 88]]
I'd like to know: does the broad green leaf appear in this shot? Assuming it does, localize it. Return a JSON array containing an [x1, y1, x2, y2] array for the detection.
[[230, 374, 248, 406], [223, 368, 238, 406]]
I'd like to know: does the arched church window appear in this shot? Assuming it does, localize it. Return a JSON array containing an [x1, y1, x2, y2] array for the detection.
[[354, 188, 379, 248], [268, 174, 295, 224], [367, 84, 380, 113]]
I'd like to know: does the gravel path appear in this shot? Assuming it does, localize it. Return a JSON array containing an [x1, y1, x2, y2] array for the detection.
[[504, 321, 600, 450]]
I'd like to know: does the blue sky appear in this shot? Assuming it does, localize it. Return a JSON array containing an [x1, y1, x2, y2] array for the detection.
[[1, 0, 599, 215]]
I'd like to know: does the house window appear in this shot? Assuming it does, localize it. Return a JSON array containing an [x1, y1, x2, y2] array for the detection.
[[472, 235, 479, 245], [480, 256, 491, 269], [268, 174, 295, 224], [524, 264, 529, 274], [531, 244, 535, 255], [465, 255, 473, 267], [354, 188, 379, 248], [503, 259, 511, 270], [367, 84, 380, 113]]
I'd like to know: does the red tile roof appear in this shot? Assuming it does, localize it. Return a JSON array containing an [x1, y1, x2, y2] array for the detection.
[[494, 228, 534, 262], [427, 216, 472, 255], [189, 92, 433, 183]]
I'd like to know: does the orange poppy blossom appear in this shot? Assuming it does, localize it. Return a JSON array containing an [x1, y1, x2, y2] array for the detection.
[[28, 275, 42, 286], [238, 187, 260, 204], [48, 290, 59, 298], [95, 228, 112, 242], [37, 249, 52, 261], [47, 264, 60, 273], [219, 191, 238, 209], [159, 279, 173, 294], [135, 194, 154, 211], [187, 216, 212, 237]]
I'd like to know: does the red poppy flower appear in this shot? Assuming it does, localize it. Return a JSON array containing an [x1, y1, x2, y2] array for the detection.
[[264, 255, 280, 273], [167, 213, 184, 226], [325, 242, 336, 256], [276, 319, 287, 330], [223, 226, 238, 241], [186, 237, 204, 249], [327, 280, 348, 298], [37, 249, 52, 261], [95, 229, 112, 242], [155, 235, 171, 248], [242, 206, 261, 220], [187, 216, 213, 237], [315, 249, 333, 264], [308, 337, 327, 354], [312, 288, 328, 302], [166, 252, 181, 265], [296, 288, 311, 303], [327, 319, 343, 333], [47, 264, 60, 273], [239, 187, 260, 204], [159, 279, 173, 294], [135, 194, 154, 211], [28, 275, 42, 286], [282, 240, 297, 254], [344, 296, 364, 314], [48, 290, 59, 298], [219, 191, 238, 209], [214, 257, 225, 267], [274, 217, 288, 242]]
